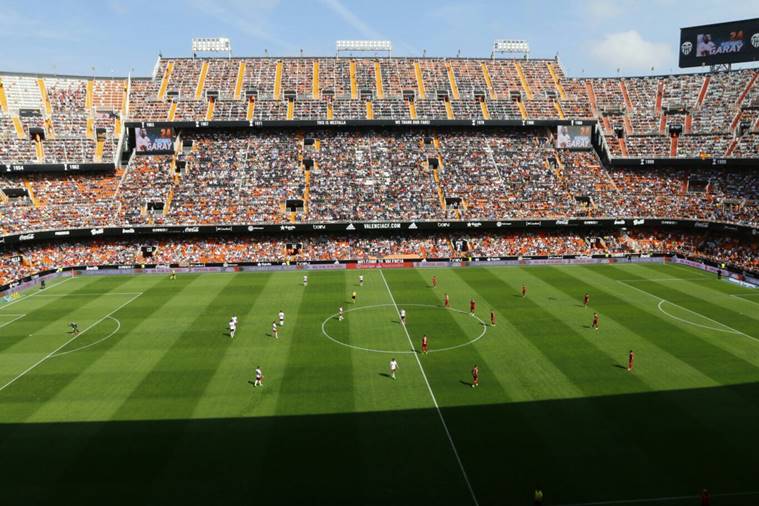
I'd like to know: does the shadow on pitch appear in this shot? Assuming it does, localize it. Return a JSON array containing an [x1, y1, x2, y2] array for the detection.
[[2, 383, 759, 505]]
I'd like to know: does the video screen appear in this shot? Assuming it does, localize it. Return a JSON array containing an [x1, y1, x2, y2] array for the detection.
[[556, 125, 592, 149], [680, 19, 759, 67], [135, 127, 174, 153]]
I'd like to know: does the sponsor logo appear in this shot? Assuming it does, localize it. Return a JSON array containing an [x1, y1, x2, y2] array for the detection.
[[118, 265, 132, 270], [152, 228, 168, 233], [346, 223, 356, 231], [280, 225, 296, 231], [86, 266, 99, 271], [90, 228, 104, 236], [122, 228, 135, 234], [256, 262, 272, 266], [466, 222, 482, 228], [583, 220, 598, 225], [408, 222, 418, 230], [614, 220, 626, 225], [526, 222, 541, 226], [54, 230, 71, 236], [694, 222, 709, 228], [633, 219, 645, 225], [215, 226, 233, 232], [555, 220, 569, 225], [247, 225, 264, 231], [184, 227, 199, 233], [19, 234, 35, 241], [362, 223, 401, 230], [661, 220, 677, 225], [681, 41, 693, 55], [312, 224, 326, 230], [496, 221, 512, 227], [724, 225, 738, 231]]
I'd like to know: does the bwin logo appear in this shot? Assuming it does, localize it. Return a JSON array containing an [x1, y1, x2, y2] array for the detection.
[[681, 41, 693, 55]]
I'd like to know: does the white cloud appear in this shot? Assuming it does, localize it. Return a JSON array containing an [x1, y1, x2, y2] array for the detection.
[[190, 0, 292, 51], [591, 31, 672, 73], [319, 0, 384, 40], [583, 0, 623, 21]]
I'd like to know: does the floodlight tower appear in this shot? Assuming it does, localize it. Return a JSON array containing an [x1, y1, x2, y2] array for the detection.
[[491, 39, 530, 59], [192, 37, 232, 58], [336, 40, 393, 57]]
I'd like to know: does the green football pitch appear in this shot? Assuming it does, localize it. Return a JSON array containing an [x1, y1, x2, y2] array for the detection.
[[1, 263, 759, 505]]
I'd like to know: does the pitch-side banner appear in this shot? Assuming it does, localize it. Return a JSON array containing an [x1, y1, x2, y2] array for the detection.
[[679, 18, 759, 68]]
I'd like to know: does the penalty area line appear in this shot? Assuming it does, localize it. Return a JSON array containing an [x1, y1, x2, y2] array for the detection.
[[0, 276, 75, 310], [617, 280, 759, 344], [378, 269, 479, 506], [0, 292, 142, 394], [0, 314, 27, 329]]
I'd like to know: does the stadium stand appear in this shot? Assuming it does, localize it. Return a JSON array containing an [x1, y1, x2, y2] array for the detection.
[[1, 55, 758, 288], [2, 229, 757, 285]]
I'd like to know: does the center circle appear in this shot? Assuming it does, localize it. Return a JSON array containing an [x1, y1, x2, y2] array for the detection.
[[321, 303, 488, 354]]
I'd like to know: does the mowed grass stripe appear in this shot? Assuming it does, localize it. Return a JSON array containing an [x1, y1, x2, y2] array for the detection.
[[588, 266, 759, 384], [141, 272, 277, 502], [258, 270, 369, 503], [533, 266, 757, 458], [0, 275, 205, 504], [0, 275, 135, 355], [427, 267, 588, 403], [526, 266, 722, 392], [447, 266, 673, 502], [370, 268, 483, 505], [387, 267, 586, 502], [44, 273, 260, 504], [633, 263, 759, 327], [0, 275, 148, 407]]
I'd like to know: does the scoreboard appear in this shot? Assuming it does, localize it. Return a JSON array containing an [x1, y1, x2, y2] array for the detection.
[[679, 18, 759, 67]]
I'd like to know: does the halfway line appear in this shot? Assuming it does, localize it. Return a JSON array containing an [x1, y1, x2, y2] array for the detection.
[[378, 269, 479, 506]]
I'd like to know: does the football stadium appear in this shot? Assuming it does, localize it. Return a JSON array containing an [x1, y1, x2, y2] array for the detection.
[[1, 4, 759, 505]]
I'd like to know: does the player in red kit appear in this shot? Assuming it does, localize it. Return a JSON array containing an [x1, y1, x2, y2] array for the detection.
[[521, 284, 527, 297], [490, 310, 496, 326], [583, 292, 590, 308], [471, 365, 479, 388], [628, 350, 635, 372], [432, 275, 437, 288], [592, 312, 599, 331], [444, 293, 450, 308], [421, 335, 428, 354], [469, 298, 476, 316]]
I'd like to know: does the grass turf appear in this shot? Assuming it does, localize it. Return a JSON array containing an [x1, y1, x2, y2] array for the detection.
[[1, 263, 759, 505]]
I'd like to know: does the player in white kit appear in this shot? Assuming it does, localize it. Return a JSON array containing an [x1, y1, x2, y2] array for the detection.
[[278, 310, 285, 326], [228, 318, 237, 338], [272, 321, 279, 339], [400, 308, 406, 324], [389, 358, 398, 380], [254, 367, 263, 387], [338, 306, 344, 321], [359, 275, 364, 286], [303, 275, 308, 287]]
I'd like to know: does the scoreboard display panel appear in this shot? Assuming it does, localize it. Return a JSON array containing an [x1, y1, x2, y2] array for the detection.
[[679, 18, 759, 67]]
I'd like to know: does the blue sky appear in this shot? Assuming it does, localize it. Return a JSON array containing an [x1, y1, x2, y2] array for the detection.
[[2, 0, 757, 78]]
